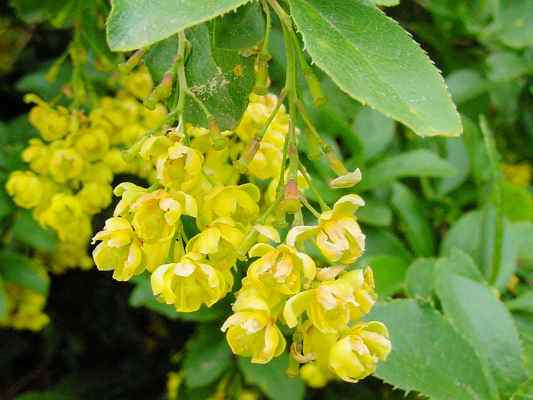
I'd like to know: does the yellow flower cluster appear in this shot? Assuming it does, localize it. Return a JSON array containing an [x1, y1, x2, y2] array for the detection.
[[0, 264, 50, 331], [6, 69, 166, 273], [92, 93, 390, 386]]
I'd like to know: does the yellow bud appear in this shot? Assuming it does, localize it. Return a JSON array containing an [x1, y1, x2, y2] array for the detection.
[[6, 171, 43, 208], [49, 148, 85, 183]]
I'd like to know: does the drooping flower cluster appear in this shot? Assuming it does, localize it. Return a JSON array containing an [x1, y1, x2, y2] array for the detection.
[[92, 93, 390, 386], [6, 69, 166, 273], [0, 264, 49, 331]]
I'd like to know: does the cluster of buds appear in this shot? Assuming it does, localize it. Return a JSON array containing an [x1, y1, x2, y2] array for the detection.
[[92, 92, 390, 386], [6, 69, 166, 273]]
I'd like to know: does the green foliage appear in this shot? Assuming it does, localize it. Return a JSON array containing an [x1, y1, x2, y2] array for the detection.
[[106, 0, 253, 51], [0, 251, 49, 295], [288, 0, 462, 138]]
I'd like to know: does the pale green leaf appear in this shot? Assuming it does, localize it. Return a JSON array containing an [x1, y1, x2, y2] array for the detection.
[[288, 0, 462, 137], [369, 300, 498, 400], [357, 197, 392, 227], [358, 150, 456, 191], [446, 69, 488, 104], [107, 0, 253, 51], [405, 258, 436, 299], [354, 107, 395, 162], [491, 0, 533, 49]]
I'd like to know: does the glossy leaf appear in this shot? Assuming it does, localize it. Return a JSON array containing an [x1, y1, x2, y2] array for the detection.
[[288, 0, 462, 137], [106, 0, 252, 51], [368, 255, 409, 298]]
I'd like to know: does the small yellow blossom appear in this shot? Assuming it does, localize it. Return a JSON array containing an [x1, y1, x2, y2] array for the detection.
[[49, 147, 85, 183], [22, 139, 50, 174], [6, 171, 44, 208]]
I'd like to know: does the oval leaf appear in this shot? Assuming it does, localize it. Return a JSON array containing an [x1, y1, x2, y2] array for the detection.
[[288, 0, 462, 137], [107, 0, 253, 51]]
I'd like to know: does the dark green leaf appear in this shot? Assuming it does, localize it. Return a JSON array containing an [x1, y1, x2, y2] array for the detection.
[[391, 183, 434, 257], [507, 292, 533, 315], [106, 0, 253, 51], [144, 36, 178, 83], [213, 1, 265, 49], [369, 300, 498, 400], [511, 379, 533, 400], [183, 326, 233, 388], [184, 25, 255, 130], [0, 275, 8, 320], [0, 251, 49, 295], [0, 188, 14, 221], [436, 137, 470, 196], [238, 353, 305, 400], [288, 0, 462, 137], [436, 272, 526, 398], [358, 150, 456, 191]]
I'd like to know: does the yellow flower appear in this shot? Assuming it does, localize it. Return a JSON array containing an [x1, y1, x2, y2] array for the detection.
[[49, 147, 85, 183], [151, 252, 232, 312], [80, 162, 113, 185], [123, 68, 153, 99], [248, 141, 284, 180], [130, 189, 197, 243], [247, 243, 316, 295], [78, 182, 112, 214], [22, 139, 50, 174], [329, 321, 391, 383], [199, 184, 260, 227], [502, 162, 532, 187], [330, 168, 362, 189], [71, 127, 109, 161], [103, 148, 131, 174], [113, 182, 148, 216], [92, 217, 143, 281], [27, 98, 70, 141], [284, 268, 377, 333], [288, 195, 365, 264], [40, 194, 91, 243], [186, 218, 245, 270], [6, 171, 43, 208], [155, 142, 204, 191], [221, 287, 286, 364]]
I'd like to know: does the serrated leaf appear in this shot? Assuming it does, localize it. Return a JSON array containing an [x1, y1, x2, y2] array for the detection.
[[369, 300, 498, 400], [0, 251, 49, 295], [435, 271, 526, 398], [358, 150, 456, 191], [238, 354, 305, 400], [106, 0, 253, 51], [390, 183, 434, 257], [405, 258, 436, 299], [183, 326, 233, 388], [184, 25, 255, 130], [288, 0, 462, 137]]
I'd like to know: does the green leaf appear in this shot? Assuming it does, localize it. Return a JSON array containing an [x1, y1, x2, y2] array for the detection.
[[357, 198, 392, 227], [487, 52, 529, 82], [370, 0, 400, 6], [213, 1, 265, 49], [436, 248, 484, 282], [446, 69, 488, 104], [238, 353, 305, 400], [390, 183, 434, 257], [362, 227, 413, 264], [501, 182, 533, 222], [511, 379, 533, 400], [288, 0, 462, 137], [0, 275, 8, 320], [513, 314, 533, 377], [368, 255, 409, 298], [436, 272, 526, 398], [106, 0, 253, 51], [507, 292, 533, 315], [144, 37, 178, 83], [369, 300, 498, 400], [0, 188, 14, 221], [359, 150, 456, 192], [354, 107, 395, 162], [183, 326, 233, 388], [491, 0, 533, 49], [184, 25, 255, 130], [405, 258, 437, 299], [16, 62, 72, 101], [0, 251, 49, 295], [436, 137, 470, 196], [12, 211, 57, 253], [9, 0, 77, 27]]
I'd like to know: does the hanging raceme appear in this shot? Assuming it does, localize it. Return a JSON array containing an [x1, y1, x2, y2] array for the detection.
[[89, 0, 393, 386]]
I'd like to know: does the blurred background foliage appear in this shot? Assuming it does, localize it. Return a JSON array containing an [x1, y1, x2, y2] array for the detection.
[[0, 0, 532, 399]]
